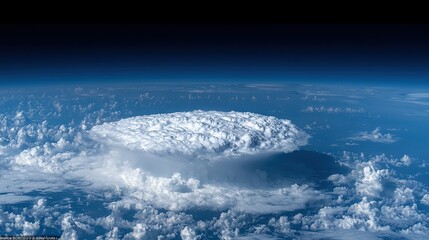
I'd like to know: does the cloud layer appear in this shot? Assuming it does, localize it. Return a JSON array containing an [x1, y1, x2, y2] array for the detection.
[[0, 86, 428, 239]]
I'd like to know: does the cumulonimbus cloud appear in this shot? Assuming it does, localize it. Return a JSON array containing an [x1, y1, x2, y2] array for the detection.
[[79, 111, 312, 213], [89, 110, 309, 159]]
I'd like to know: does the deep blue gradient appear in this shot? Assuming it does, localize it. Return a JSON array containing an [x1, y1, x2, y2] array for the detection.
[[0, 24, 428, 86]]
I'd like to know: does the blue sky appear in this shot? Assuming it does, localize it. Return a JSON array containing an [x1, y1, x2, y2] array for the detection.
[[0, 24, 428, 86]]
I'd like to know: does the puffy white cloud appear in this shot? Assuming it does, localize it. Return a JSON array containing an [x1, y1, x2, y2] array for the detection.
[[355, 163, 391, 198], [89, 111, 308, 159], [12, 146, 69, 173], [61, 214, 79, 240], [89, 161, 321, 213], [349, 127, 398, 143], [212, 210, 248, 239], [303, 106, 342, 113], [22, 220, 40, 236], [400, 155, 412, 166], [421, 194, 429, 206], [393, 187, 415, 205], [127, 223, 147, 239], [104, 227, 120, 240], [401, 223, 429, 236], [268, 216, 291, 234], [301, 95, 327, 101], [290, 151, 427, 238], [0, 198, 60, 236], [180, 226, 198, 240], [381, 203, 425, 225]]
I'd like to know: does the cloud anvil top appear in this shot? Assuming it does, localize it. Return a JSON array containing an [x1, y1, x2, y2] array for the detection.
[[89, 110, 309, 158]]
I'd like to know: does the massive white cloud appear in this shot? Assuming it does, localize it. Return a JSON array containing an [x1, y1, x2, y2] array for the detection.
[[89, 110, 309, 159], [70, 111, 314, 214]]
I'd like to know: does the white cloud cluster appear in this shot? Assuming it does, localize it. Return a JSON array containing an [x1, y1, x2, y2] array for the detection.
[[421, 194, 429, 206], [0, 198, 50, 236], [51, 146, 427, 239], [67, 148, 322, 214], [272, 152, 429, 239], [301, 95, 327, 101], [399, 154, 412, 166], [354, 162, 391, 198], [302, 106, 364, 113], [89, 110, 309, 158], [349, 127, 398, 143]]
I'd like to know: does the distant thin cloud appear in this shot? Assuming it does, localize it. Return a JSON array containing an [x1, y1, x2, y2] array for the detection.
[[303, 106, 364, 113], [349, 127, 398, 143]]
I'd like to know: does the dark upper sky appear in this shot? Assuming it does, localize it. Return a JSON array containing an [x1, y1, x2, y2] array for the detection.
[[0, 23, 428, 86]]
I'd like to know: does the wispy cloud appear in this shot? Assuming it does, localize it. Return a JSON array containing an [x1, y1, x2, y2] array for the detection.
[[391, 92, 429, 106], [349, 127, 398, 143], [303, 106, 364, 113]]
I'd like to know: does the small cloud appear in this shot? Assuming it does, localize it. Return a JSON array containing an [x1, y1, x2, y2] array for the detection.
[[421, 194, 429, 206], [407, 93, 429, 99], [349, 128, 398, 144], [301, 95, 327, 101], [345, 142, 359, 146], [302, 106, 364, 113], [400, 155, 412, 166]]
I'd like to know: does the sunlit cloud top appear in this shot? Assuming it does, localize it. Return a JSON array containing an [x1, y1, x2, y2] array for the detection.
[[89, 110, 309, 159]]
